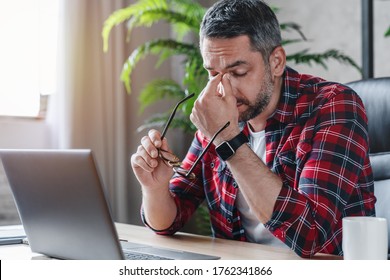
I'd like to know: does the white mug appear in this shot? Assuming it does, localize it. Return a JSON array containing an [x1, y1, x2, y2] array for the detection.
[[342, 216, 388, 260]]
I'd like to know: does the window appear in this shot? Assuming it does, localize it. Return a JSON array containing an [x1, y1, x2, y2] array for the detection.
[[0, 0, 59, 117]]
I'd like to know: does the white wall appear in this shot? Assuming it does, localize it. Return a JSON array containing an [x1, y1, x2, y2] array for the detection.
[[270, 0, 390, 83], [0, 118, 51, 225], [0, 118, 50, 149]]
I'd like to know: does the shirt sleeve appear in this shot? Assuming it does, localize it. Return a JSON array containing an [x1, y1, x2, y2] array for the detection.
[[264, 90, 375, 257]]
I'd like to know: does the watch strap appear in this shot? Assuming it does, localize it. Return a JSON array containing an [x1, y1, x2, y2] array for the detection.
[[227, 131, 249, 151], [216, 131, 249, 160]]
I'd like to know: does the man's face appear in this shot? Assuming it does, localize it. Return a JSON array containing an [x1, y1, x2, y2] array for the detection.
[[201, 35, 274, 122]]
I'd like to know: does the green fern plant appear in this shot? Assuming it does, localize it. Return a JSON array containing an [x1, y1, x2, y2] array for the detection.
[[103, 0, 205, 134], [102, 0, 361, 136]]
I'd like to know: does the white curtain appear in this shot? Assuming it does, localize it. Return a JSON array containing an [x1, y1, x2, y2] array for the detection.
[[47, 0, 129, 222]]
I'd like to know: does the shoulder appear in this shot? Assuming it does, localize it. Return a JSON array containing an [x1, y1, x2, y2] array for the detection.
[[286, 67, 362, 107], [282, 67, 366, 123]]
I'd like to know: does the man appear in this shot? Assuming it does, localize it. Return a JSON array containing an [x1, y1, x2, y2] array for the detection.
[[131, 0, 375, 258]]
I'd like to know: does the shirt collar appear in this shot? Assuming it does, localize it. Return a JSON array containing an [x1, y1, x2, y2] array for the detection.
[[268, 66, 301, 124]]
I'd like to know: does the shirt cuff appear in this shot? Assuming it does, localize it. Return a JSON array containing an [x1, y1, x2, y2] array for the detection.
[[264, 183, 308, 241]]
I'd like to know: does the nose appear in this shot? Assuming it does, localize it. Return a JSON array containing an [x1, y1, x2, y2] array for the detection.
[[217, 77, 238, 97]]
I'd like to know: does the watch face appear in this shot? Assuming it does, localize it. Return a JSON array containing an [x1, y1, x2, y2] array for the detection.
[[216, 142, 235, 161]]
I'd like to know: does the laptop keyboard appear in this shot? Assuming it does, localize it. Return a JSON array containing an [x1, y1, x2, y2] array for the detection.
[[123, 250, 171, 260]]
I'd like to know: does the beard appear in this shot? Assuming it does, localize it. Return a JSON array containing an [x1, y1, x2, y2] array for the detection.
[[237, 68, 274, 122]]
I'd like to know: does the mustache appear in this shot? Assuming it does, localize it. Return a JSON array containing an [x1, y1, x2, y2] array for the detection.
[[236, 98, 250, 106]]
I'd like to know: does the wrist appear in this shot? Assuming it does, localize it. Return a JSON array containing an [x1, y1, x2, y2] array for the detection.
[[214, 127, 241, 146], [142, 184, 171, 199], [215, 131, 249, 161]]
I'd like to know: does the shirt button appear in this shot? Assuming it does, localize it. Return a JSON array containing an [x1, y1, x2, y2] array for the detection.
[[232, 181, 238, 188], [227, 218, 232, 223]]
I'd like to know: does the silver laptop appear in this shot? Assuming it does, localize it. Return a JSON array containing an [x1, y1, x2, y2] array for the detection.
[[0, 149, 219, 260]]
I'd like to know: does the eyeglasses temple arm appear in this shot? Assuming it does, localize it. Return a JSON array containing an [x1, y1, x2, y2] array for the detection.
[[185, 121, 230, 176], [160, 93, 195, 140]]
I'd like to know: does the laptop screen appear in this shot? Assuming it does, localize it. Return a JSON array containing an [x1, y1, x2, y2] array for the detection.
[[0, 149, 124, 259]]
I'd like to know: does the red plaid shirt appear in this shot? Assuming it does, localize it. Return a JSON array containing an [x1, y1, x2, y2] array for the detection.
[[143, 67, 376, 258]]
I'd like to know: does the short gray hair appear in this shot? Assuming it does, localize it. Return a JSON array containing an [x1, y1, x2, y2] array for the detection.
[[200, 0, 282, 61]]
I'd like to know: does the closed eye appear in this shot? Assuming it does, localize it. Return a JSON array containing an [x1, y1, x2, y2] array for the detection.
[[207, 72, 218, 80], [232, 72, 247, 77]]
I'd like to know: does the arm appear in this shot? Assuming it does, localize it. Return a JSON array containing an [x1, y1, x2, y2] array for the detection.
[[153, 133, 208, 234], [224, 145, 282, 223], [263, 92, 373, 257], [191, 73, 283, 224], [133, 130, 207, 234], [257, 91, 372, 257], [141, 184, 177, 232], [130, 130, 177, 231]]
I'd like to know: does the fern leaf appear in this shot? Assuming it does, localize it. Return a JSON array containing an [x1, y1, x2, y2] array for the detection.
[[385, 26, 390, 37], [137, 113, 195, 134], [103, 0, 204, 51], [102, 0, 168, 52], [287, 49, 362, 73], [121, 39, 198, 93], [138, 79, 184, 113], [183, 55, 208, 97], [127, 9, 200, 37], [169, 0, 205, 39], [136, 115, 166, 132], [280, 22, 307, 40], [170, 0, 205, 17], [282, 39, 305, 46]]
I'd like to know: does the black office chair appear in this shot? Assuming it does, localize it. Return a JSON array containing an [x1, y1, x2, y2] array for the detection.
[[347, 77, 390, 253]]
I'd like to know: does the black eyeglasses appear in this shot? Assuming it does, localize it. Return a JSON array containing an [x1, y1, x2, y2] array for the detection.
[[158, 93, 230, 180]]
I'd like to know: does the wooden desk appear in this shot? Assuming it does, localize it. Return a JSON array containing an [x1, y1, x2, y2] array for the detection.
[[0, 223, 341, 260], [118, 224, 340, 260]]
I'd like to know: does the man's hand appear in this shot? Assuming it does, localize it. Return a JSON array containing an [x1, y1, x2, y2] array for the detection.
[[190, 74, 241, 144], [130, 129, 174, 192]]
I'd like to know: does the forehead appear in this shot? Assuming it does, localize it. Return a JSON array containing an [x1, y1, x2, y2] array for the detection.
[[201, 36, 262, 69]]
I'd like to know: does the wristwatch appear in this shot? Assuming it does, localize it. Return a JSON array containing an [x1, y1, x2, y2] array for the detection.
[[215, 131, 249, 161]]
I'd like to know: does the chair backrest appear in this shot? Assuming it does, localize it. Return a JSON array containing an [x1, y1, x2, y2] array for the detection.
[[347, 77, 390, 252]]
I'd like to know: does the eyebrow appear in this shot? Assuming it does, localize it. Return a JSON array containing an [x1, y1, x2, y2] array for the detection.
[[204, 60, 249, 71]]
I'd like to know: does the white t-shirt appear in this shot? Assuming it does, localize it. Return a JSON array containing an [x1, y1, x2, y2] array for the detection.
[[235, 126, 286, 247]]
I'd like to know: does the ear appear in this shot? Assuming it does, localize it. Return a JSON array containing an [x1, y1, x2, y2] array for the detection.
[[268, 46, 286, 78]]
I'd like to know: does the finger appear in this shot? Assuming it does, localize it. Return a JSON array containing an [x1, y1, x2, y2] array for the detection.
[[195, 74, 223, 109], [217, 81, 224, 96], [131, 147, 157, 172], [201, 74, 223, 98], [148, 129, 162, 148], [131, 155, 154, 173], [141, 135, 159, 159], [220, 74, 234, 98], [138, 144, 158, 167]]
